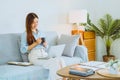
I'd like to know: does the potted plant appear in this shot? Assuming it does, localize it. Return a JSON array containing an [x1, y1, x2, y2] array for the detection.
[[87, 14, 120, 62]]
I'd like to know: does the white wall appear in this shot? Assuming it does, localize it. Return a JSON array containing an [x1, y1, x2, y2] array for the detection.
[[0, 0, 72, 35], [0, 0, 120, 60]]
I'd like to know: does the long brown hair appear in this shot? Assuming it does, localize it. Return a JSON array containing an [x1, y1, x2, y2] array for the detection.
[[26, 13, 39, 45]]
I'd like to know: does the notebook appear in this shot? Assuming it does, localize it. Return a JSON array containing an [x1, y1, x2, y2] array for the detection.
[[7, 61, 33, 66], [69, 65, 95, 76]]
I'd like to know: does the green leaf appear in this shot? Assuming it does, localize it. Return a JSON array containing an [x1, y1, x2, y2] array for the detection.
[[87, 13, 120, 56]]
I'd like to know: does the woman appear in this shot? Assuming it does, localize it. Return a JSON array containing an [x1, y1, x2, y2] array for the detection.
[[20, 13, 65, 80]]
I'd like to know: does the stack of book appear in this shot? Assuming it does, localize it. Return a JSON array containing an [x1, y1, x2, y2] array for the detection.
[[69, 65, 95, 77]]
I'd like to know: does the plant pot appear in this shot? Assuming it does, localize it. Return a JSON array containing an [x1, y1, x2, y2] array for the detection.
[[103, 55, 115, 62]]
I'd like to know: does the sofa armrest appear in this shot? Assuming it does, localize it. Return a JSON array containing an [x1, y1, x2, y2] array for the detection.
[[74, 45, 88, 62]]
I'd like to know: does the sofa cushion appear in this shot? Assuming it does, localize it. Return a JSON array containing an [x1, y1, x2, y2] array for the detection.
[[45, 31, 58, 46], [74, 45, 88, 62], [0, 65, 49, 80], [61, 56, 83, 66], [17, 39, 29, 62], [0, 34, 23, 65], [48, 44, 65, 58], [57, 34, 79, 57]]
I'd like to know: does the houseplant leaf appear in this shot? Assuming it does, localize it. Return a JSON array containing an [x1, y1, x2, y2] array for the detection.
[[87, 14, 120, 61]]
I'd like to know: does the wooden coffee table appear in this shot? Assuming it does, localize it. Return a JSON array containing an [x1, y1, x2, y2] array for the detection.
[[57, 64, 120, 80]]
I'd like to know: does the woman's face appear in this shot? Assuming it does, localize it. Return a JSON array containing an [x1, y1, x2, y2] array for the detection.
[[31, 18, 38, 30]]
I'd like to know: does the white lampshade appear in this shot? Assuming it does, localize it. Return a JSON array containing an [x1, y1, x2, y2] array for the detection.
[[69, 10, 87, 23]]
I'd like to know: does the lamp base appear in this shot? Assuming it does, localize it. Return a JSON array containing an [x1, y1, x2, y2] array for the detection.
[[77, 26, 85, 31], [72, 23, 78, 30]]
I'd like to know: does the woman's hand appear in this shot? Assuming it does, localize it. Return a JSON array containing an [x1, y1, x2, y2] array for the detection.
[[36, 38, 42, 45], [28, 38, 42, 51], [43, 42, 47, 47]]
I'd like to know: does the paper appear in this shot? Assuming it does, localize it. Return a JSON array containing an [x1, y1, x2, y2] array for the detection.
[[80, 61, 106, 67], [79, 65, 100, 71], [79, 61, 107, 70]]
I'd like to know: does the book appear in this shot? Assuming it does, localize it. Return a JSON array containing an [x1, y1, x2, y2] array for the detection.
[[80, 61, 106, 69], [69, 65, 95, 77], [7, 61, 33, 66]]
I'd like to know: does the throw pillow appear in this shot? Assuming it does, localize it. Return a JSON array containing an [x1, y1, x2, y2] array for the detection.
[[17, 39, 29, 62], [57, 34, 80, 57], [48, 44, 65, 58]]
